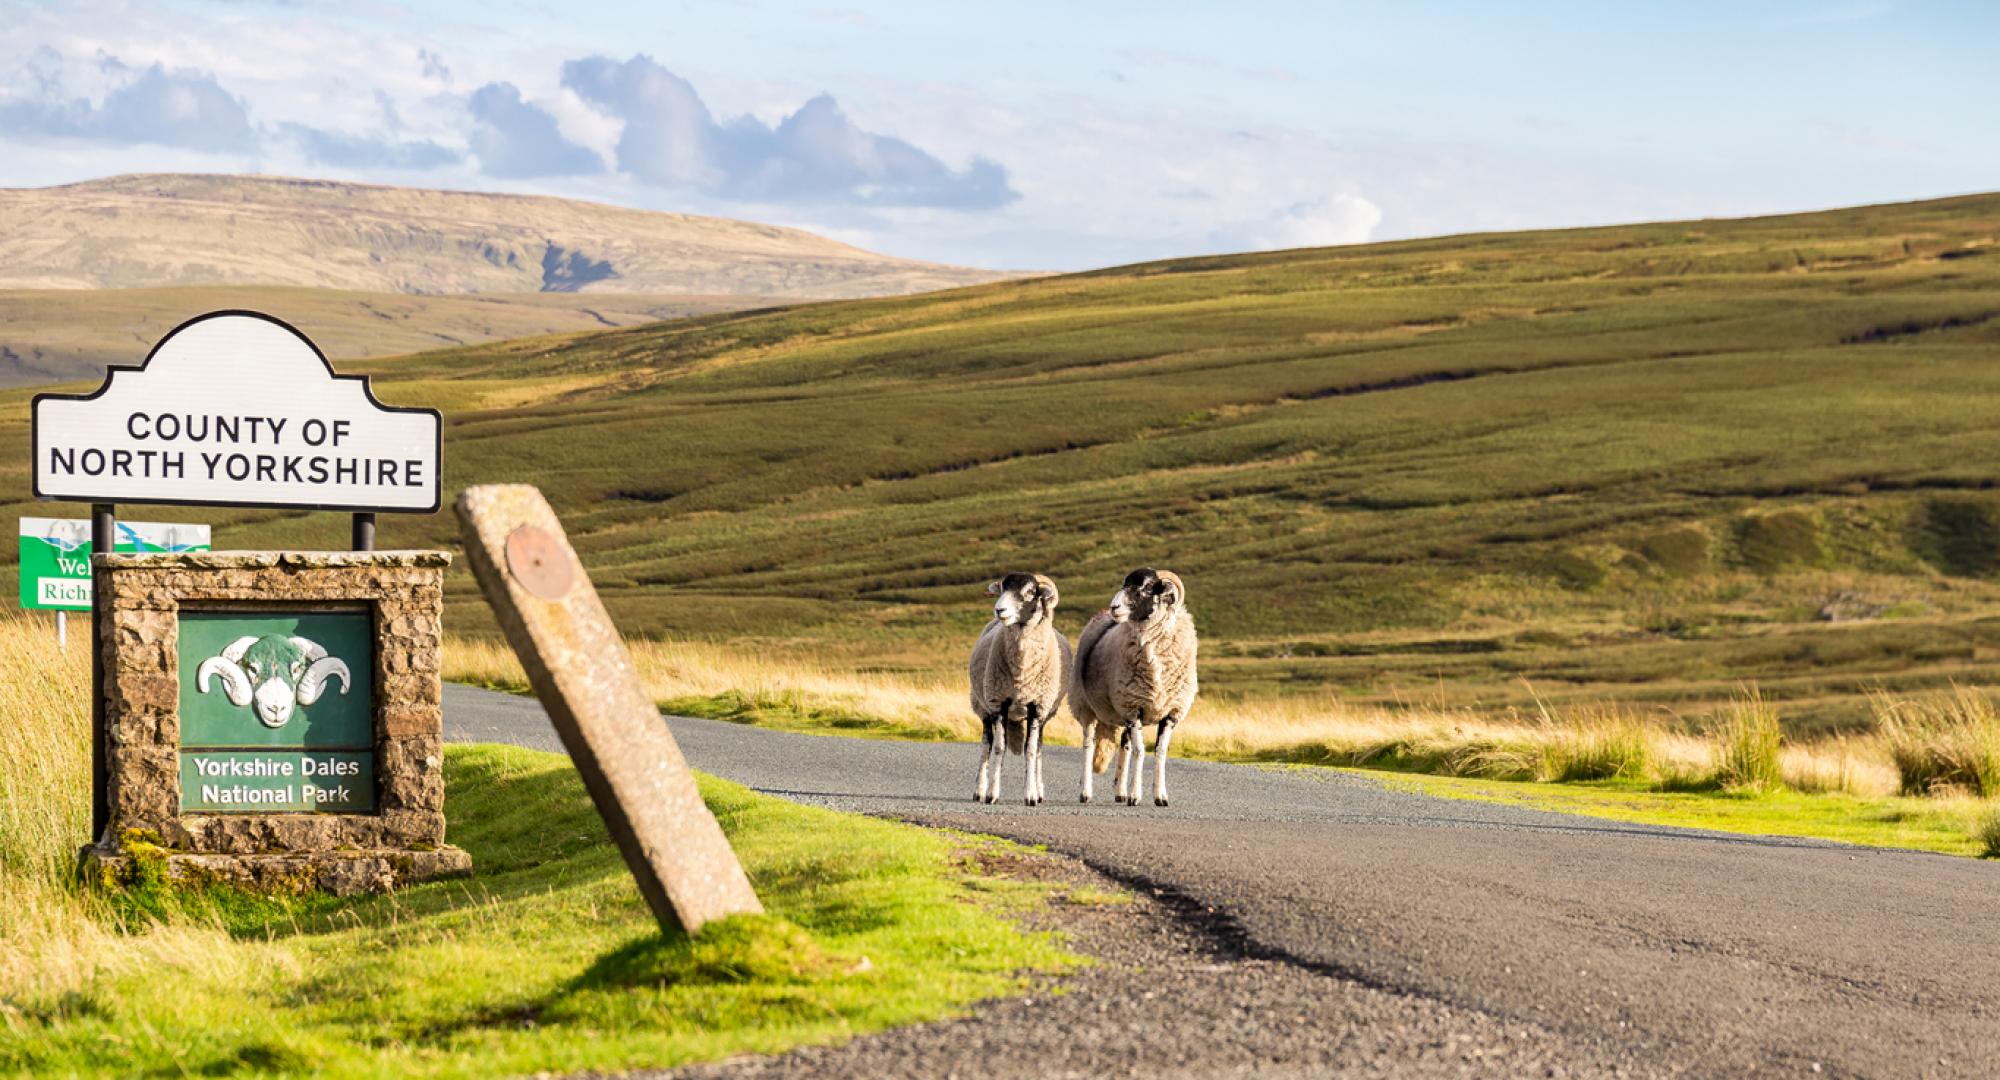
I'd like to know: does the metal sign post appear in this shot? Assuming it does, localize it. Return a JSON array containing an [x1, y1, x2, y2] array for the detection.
[[90, 503, 111, 844]]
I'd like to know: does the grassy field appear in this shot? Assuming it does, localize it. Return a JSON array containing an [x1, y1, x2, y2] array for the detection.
[[0, 619, 1075, 1077], [6, 196, 2000, 730]]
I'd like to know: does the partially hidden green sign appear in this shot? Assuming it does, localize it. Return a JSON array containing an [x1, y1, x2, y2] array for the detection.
[[178, 610, 375, 813], [17, 517, 210, 611]]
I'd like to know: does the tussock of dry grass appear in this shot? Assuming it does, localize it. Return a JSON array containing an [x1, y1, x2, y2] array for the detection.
[[1873, 686, 2000, 796], [1713, 691, 1785, 791], [1977, 806, 2000, 858], [1534, 703, 1655, 782]]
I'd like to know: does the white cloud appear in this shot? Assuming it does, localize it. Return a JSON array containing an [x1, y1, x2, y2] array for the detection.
[[0, 62, 256, 151], [1237, 193, 1384, 250], [559, 55, 1017, 209], [467, 82, 602, 178]]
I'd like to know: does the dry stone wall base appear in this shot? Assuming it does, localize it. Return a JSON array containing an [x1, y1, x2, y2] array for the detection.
[[91, 550, 468, 894], [81, 846, 472, 897]]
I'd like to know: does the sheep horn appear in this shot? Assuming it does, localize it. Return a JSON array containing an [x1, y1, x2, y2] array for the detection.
[[219, 635, 259, 663], [197, 655, 254, 707], [1157, 570, 1185, 607], [296, 656, 352, 706], [288, 636, 328, 661], [1034, 574, 1059, 610]]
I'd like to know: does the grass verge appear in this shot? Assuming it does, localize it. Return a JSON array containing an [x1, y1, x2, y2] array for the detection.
[[1, 618, 1075, 1077], [1372, 770, 1993, 857], [3, 744, 1075, 1078]]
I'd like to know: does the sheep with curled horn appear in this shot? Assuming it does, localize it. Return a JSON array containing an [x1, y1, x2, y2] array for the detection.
[[968, 572, 1073, 805], [197, 634, 352, 730], [1070, 567, 1198, 806]]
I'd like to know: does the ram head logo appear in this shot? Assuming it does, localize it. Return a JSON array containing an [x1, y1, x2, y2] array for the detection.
[[196, 634, 352, 729]]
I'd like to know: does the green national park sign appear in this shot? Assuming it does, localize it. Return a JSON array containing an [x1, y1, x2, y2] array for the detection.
[[17, 516, 210, 611], [178, 610, 375, 813]]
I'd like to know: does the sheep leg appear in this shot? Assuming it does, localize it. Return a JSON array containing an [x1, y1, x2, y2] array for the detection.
[[1033, 724, 1048, 805], [985, 700, 1011, 804], [976, 711, 997, 802], [1120, 717, 1145, 806], [1111, 725, 1127, 804], [1022, 703, 1043, 806], [1033, 712, 1049, 805], [1153, 713, 1179, 807], [1117, 725, 1134, 804], [1078, 718, 1097, 803]]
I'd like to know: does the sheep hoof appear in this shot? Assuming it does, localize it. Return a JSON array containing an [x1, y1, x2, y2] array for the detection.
[[1079, 794, 1092, 804], [1154, 796, 1170, 807]]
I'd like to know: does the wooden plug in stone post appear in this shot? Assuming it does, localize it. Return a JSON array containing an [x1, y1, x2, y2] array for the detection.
[[456, 484, 762, 934]]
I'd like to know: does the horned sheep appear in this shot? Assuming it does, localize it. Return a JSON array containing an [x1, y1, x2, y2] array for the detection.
[[968, 572, 1073, 805], [1069, 567, 1198, 806], [196, 634, 352, 729]]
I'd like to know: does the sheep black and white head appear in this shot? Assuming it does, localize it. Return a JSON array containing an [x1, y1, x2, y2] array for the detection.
[[1109, 567, 1186, 625], [987, 572, 1059, 628]]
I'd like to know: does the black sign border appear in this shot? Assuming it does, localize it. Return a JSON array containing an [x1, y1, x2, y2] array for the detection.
[[31, 310, 444, 515]]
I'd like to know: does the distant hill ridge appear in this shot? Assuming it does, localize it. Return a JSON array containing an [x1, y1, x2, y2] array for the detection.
[[0, 173, 1012, 297]]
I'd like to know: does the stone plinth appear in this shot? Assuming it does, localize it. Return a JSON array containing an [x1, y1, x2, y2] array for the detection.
[[82, 550, 471, 893]]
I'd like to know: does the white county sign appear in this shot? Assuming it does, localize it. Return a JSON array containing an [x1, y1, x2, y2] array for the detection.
[[32, 311, 441, 512]]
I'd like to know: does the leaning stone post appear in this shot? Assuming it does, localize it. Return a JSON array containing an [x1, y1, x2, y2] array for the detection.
[[456, 484, 762, 934]]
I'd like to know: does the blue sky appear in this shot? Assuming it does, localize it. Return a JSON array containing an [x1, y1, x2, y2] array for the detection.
[[0, 0, 1993, 270]]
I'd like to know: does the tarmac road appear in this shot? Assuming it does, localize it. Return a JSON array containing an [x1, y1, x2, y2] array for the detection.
[[445, 683, 2000, 1078]]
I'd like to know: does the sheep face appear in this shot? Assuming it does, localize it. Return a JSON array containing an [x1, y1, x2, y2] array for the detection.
[[986, 572, 1058, 628], [196, 634, 353, 729], [1109, 567, 1185, 624]]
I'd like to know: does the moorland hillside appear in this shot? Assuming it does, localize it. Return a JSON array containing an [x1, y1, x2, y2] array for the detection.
[[9, 193, 2000, 727]]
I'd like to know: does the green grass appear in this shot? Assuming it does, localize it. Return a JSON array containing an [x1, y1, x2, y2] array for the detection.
[[1373, 769, 1993, 857], [9, 194, 2000, 732], [0, 743, 1075, 1078], [1978, 806, 2000, 858], [662, 689, 962, 741]]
